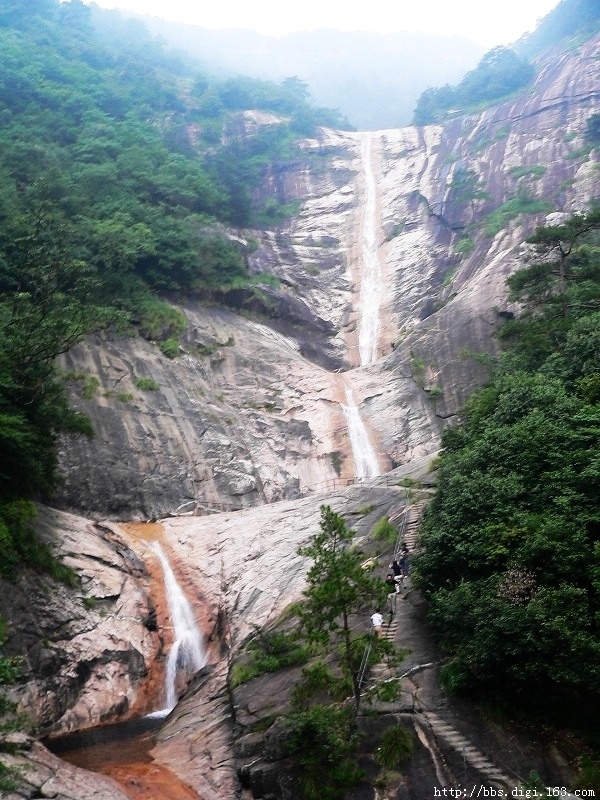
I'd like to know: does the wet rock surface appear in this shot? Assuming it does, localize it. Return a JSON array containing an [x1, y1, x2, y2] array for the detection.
[[3, 32, 599, 800], [0, 736, 130, 800], [0, 507, 162, 735], [53, 34, 600, 521], [2, 461, 579, 799]]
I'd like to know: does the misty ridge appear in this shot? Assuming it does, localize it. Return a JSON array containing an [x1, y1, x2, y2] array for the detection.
[[141, 21, 485, 130]]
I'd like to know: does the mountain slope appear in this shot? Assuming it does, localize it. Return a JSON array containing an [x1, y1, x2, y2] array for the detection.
[[53, 29, 600, 520]]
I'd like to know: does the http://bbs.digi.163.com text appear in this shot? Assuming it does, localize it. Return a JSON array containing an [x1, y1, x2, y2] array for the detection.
[[433, 787, 596, 798]]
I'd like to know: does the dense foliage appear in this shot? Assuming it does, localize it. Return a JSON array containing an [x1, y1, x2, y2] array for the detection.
[[297, 505, 389, 711], [283, 704, 364, 800], [272, 506, 401, 798], [414, 0, 600, 125], [0, 0, 347, 576], [413, 46, 534, 125], [414, 210, 600, 735]]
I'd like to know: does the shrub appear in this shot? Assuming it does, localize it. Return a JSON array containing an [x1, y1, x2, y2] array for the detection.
[[134, 377, 160, 391], [283, 705, 364, 799], [229, 628, 310, 687], [82, 375, 100, 400], [427, 386, 444, 399], [159, 338, 181, 358], [483, 195, 552, 237], [292, 661, 352, 708], [507, 165, 547, 179], [374, 678, 402, 703], [585, 113, 600, 144], [574, 757, 600, 795], [454, 236, 474, 257], [371, 517, 397, 543], [136, 296, 187, 341], [356, 504, 376, 516], [375, 725, 415, 769], [0, 501, 77, 586]]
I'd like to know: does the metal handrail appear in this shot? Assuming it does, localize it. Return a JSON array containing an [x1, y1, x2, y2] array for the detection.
[[357, 640, 372, 688], [392, 507, 409, 561]]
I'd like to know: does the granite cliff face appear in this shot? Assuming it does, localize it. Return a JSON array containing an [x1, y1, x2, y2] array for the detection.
[[0, 508, 162, 736], [4, 32, 599, 798], [53, 34, 600, 522]]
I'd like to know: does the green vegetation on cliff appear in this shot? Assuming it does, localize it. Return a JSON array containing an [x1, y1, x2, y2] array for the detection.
[[230, 506, 403, 798], [519, 0, 600, 57], [414, 210, 600, 739], [0, 0, 348, 575], [413, 46, 534, 125], [413, 0, 600, 125]]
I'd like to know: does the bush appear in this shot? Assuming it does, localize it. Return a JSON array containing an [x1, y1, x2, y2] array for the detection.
[[136, 296, 187, 342], [0, 501, 77, 585], [230, 628, 310, 687], [483, 195, 552, 237], [375, 725, 415, 769], [159, 338, 181, 358], [283, 705, 363, 800], [455, 236, 475, 257], [134, 377, 160, 391], [292, 661, 352, 708], [371, 517, 397, 543]]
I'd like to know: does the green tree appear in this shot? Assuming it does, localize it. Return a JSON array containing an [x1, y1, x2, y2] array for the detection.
[[298, 505, 388, 712], [413, 46, 534, 124], [414, 211, 600, 731], [500, 209, 600, 370], [457, 47, 534, 106], [0, 203, 115, 575], [586, 113, 600, 144], [283, 704, 363, 800]]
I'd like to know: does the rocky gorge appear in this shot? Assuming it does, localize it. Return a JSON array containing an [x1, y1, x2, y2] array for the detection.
[[1, 28, 600, 800]]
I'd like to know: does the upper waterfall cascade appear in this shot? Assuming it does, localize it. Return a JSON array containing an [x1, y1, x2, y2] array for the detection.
[[338, 132, 385, 481], [357, 132, 383, 367]]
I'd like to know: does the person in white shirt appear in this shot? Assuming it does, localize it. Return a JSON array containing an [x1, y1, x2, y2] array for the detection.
[[371, 610, 384, 637]]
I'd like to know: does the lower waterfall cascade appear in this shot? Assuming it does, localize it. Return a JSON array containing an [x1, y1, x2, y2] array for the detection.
[[150, 541, 207, 714], [340, 385, 380, 479]]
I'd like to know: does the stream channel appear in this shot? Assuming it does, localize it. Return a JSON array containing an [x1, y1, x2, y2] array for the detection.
[[45, 522, 205, 799]]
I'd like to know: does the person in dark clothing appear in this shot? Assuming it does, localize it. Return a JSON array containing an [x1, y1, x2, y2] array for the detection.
[[399, 549, 409, 580], [390, 560, 403, 589]]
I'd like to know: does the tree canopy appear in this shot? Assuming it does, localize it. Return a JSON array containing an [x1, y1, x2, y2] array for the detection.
[[414, 210, 600, 737], [0, 0, 350, 577], [413, 46, 534, 125], [297, 505, 389, 711]]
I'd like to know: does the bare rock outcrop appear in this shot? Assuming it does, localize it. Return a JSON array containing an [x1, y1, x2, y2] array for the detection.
[[0, 506, 162, 735], [0, 736, 130, 800], [53, 33, 600, 522]]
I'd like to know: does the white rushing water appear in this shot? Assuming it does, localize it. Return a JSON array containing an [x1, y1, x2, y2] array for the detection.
[[357, 132, 383, 367], [341, 387, 380, 479], [150, 541, 206, 714]]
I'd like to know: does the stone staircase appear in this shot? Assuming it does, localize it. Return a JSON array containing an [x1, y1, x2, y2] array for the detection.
[[417, 710, 517, 790], [401, 500, 426, 553], [365, 499, 530, 793]]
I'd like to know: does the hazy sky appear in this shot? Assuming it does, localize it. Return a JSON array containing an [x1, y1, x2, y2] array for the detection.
[[82, 0, 560, 47]]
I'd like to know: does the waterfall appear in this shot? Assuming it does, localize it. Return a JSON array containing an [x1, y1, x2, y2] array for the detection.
[[150, 541, 206, 714], [358, 132, 382, 367], [341, 387, 380, 479]]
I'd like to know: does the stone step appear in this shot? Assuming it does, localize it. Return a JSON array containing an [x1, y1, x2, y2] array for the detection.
[[420, 712, 516, 789]]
